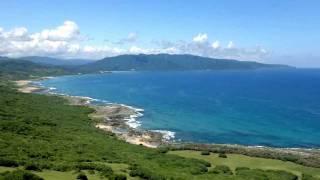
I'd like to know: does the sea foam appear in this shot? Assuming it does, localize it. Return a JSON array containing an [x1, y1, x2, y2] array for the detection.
[[151, 130, 176, 141]]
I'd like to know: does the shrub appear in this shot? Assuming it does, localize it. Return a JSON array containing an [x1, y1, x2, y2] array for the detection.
[[201, 151, 210, 155], [235, 167, 250, 173], [110, 174, 127, 180], [25, 163, 42, 171], [129, 167, 165, 180], [76, 172, 88, 180], [236, 168, 298, 180], [302, 173, 318, 180], [210, 165, 233, 175], [52, 163, 72, 172], [0, 158, 19, 167], [190, 165, 208, 175], [75, 163, 113, 177], [218, 152, 227, 158], [157, 147, 169, 154], [200, 160, 211, 167], [1, 170, 44, 180]]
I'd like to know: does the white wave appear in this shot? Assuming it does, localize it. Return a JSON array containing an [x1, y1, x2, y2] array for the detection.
[[39, 83, 145, 129], [119, 104, 145, 112], [124, 116, 142, 128], [123, 109, 144, 129], [151, 130, 176, 141]]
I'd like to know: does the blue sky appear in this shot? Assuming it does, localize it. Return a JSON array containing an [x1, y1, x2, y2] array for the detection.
[[0, 0, 319, 67]]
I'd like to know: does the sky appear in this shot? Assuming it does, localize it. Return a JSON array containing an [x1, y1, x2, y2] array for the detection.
[[0, 0, 319, 67]]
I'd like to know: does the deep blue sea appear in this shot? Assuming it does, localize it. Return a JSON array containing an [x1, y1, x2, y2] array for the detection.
[[40, 69, 320, 148]]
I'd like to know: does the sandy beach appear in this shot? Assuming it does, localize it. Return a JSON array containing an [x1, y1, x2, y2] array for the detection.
[[15, 80, 45, 93]]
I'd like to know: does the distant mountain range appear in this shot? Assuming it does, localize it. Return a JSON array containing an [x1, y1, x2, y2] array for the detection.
[[77, 54, 290, 72], [0, 54, 291, 79], [17, 56, 94, 66], [0, 59, 70, 80]]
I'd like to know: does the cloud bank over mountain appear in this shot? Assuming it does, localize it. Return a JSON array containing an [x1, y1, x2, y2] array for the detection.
[[0, 21, 268, 60]]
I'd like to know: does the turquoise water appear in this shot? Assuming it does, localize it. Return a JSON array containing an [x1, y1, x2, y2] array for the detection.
[[40, 69, 320, 148]]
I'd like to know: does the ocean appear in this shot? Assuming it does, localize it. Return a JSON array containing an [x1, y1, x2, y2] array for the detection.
[[40, 69, 320, 148]]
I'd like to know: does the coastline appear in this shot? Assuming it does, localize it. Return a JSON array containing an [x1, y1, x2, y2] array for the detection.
[[14, 78, 170, 148], [13, 77, 320, 169], [14, 78, 320, 151]]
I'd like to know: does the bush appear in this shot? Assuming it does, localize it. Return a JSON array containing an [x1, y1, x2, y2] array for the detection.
[[25, 163, 42, 171], [218, 152, 227, 158], [157, 147, 169, 154], [201, 160, 211, 167], [190, 164, 208, 175], [129, 167, 165, 180], [0, 169, 44, 180], [52, 163, 72, 172], [302, 173, 319, 180], [0, 158, 19, 167], [75, 162, 113, 177], [110, 174, 127, 180], [210, 165, 233, 175], [201, 151, 210, 155], [235, 167, 250, 173], [76, 172, 88, 180], [236, 168, 298, 180]]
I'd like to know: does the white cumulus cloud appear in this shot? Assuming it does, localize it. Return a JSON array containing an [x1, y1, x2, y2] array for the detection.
[[227, 41, 234, 49], [211, 41, 220, 49], [192, 33, 208, 43], [0, 21, 269, 61]]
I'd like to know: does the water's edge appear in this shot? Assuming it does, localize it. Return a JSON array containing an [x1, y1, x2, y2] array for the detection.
[[17, 75, 320, 151]]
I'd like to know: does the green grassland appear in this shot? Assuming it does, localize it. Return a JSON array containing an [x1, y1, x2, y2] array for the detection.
[[0, 165, 137, 180], [169, 150, 320, 178], [0, 80, 319, 180]]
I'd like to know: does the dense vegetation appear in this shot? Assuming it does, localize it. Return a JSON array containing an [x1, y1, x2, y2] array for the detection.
[[78, 54, 289, 72], [0, 60, 72, 80]]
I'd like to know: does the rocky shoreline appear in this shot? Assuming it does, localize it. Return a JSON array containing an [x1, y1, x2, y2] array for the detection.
[[13, 78, 320, 169], [14, 79, 168, 148]]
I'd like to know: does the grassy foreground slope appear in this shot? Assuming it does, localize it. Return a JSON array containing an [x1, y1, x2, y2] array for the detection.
[[169, 151, 320, 178], [0, 80, 319, 179], [0, 82, 212, 179]]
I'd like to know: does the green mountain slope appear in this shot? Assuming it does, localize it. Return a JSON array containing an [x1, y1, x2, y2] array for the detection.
[[18, 56, 94, 66], [0, 59, 71, 80], [78, 54, 290, 72]]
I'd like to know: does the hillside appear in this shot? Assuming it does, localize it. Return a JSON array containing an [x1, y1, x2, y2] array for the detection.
[[1, 54, 290, 76], [0, 59, 72, 80], [78, 54, 289, 72], [18, 56, 94, 66]]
